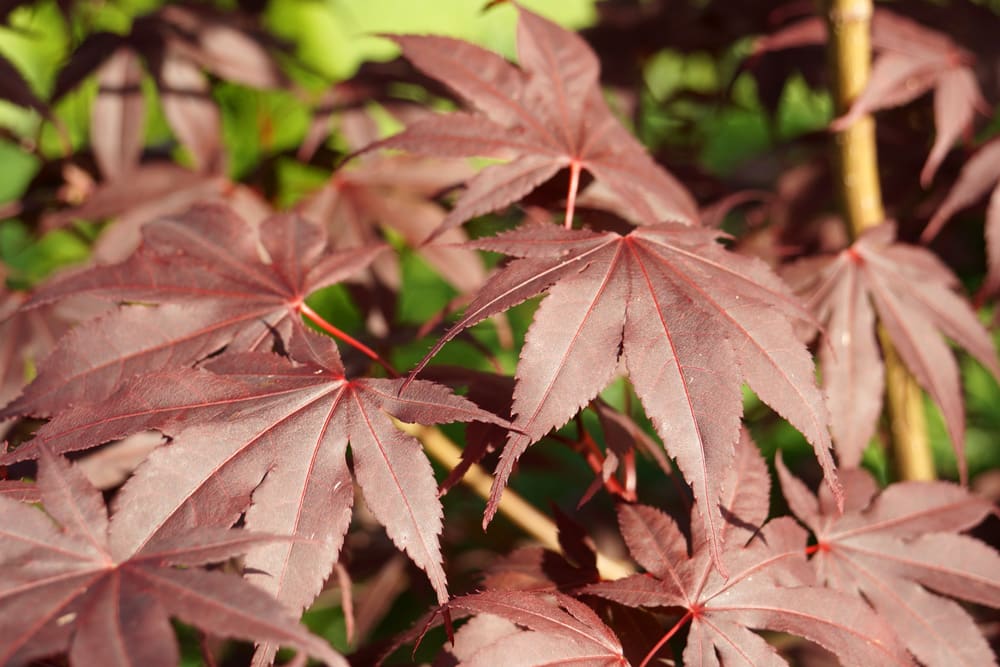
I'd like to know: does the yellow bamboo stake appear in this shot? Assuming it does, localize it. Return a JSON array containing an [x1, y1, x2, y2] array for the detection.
[[394, 419, 634, 580], [824, 0, 935, 480]]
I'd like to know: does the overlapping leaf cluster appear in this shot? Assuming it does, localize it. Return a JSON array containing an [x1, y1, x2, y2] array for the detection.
[[0, 1, 998, 666]]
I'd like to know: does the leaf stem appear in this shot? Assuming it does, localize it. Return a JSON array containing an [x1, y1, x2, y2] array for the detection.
[[393, 419, 634, 581], [564, 160, 582, 229], [299, 302, 399, 377], [823, 0, 934, 480], [640, 610, 693, 667], [577, 430, 636, 501]]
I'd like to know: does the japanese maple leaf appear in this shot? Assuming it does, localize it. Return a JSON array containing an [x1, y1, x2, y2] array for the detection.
[[0, 447, 343, 667], [364, 3, 697, 236], [784, 222, 1000, 475], [299, 152, 488, 295], [53, 4, 287, 174], [0, 204, 384, 419], [581, 437, 912, 667], [756, 9, 988, 186], [409, 222, 837, 570], [922, 136, 1000, 297], [42, 162, 273, 263], [3, 328, 508, 658], [437, 590, 626, 667], [776, 456, 1000, 667], [0, 284, 68, 413]]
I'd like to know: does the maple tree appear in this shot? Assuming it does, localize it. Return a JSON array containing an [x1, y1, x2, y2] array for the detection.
[[0, 1, 999, 665]]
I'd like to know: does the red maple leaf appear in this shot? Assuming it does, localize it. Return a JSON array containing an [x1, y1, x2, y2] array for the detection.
[[776, 455, 1000, 667], [922, 136, 1000, 298], [0, 285, 69, 414], [53, 4, 287, 176], [785, 222, 1000, 475], [41, 162, 273, 263], [582, 435, 913, 667], [1, 204, 384, 419], [363, 3, 698, 236], [299, 151, 488, 296], [408, 222, 837, 570], [0, 447, 342, 667], [436, 590, 627, 666], [3, 328, 509, 661], [755, 9, 989, 186]]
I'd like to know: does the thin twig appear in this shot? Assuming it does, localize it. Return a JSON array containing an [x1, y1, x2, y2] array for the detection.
[[393, 418, 634, 581]]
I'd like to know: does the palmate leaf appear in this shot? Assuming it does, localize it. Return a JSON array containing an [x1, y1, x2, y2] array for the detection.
[[0, 447, 342, 667], [3, 328, 508, 656], [756, 9, 988, 187], [365, 3, 697, 236], [299, 151, 488, 295], [438, 590, 626, 667], [0, 286, 71, 413], [922, 136, 1000, 296], [54, 4, 287, 175], [91, 47, 145, 181], [409, 222, 837, 569], [785, 222, 1000, 474], [1, 205, 383, 419], [41, 162, 273, 263], [776, 456, 1000, 667], [582, 436, 912, 667]]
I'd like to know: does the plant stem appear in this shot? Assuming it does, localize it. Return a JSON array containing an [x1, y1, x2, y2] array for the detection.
[[393, 419, 634, 581], [564, 160, 582, 229], [823, 0, 935, 480], [640, 610, 693, 667], [299, 302, 399, 377]]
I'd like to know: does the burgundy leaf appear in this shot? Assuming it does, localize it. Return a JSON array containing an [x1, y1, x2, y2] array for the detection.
[[299, 151, 487, 295], [586, 504, 912, 667], [154, 52, 222, 173], [91, 47, 146, 181], [922, 67, 985, 186], [410, 222, 834, 567], [156, 4, 287, 89], [787, 223, 999, 476], [784, 250, 883, 467], [444, 589, 625, 666], [3, 206, 383, 419], [0, 448, 342, 667], [0, 288, 71, 413], [0, 50, 48, 115], [761, 10, 986, 190], [11, 328, 508, 623], [830, 52, 940, 131], [366, 4, 697, 236], [51, 32, 127, 102], [777, 458, 999, 667], [924, 137, 1000, 294]]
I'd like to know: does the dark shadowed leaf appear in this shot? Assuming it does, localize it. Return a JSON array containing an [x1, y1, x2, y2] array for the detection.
[[0, 51, 49, 115]]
